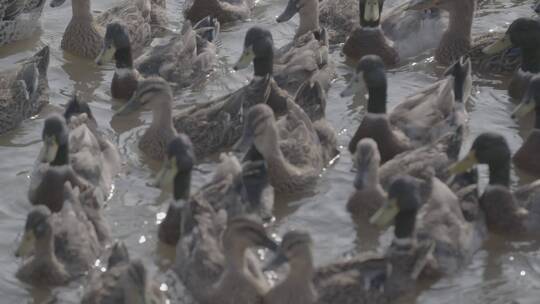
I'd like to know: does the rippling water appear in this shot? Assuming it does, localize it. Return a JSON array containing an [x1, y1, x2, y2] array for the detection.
[[2, 0, 540, 303]]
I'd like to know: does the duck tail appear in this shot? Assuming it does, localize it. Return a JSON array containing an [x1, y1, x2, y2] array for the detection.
[[64, 93, 94, 123], [108, 241, 130, 268], [33, 45, 50, 77], [194, 16, 220, 43], [444, 56, 472, 103]]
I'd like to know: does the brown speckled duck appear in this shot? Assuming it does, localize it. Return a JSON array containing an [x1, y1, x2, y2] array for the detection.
[[0, 46, 49, 135], [450, 133, 540, 237]]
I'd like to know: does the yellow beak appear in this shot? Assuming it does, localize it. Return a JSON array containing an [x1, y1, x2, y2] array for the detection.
[[364, 0, 380, 22], [482, 34, 512, 55], [151, 158, 178, 193], [234, 46, 255, 70], [370, 198, 399, 227], [15, 231, 36, 258], [512, 100, 536, 119], [448, 150, 478, 175], [95, 45, 116, 66], [39, 136, 58, 163]]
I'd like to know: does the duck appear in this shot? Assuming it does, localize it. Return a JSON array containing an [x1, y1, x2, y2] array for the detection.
[[370, 175, 485, 278], [49, 0, 155, 59], [96, 16, 219, 100], [175, 215, 277, 304], [81, 242, 165, 304], [29, 97, 121, 207], [408, 0, 521, 72], [483, 18, 540, 100], [342, 0, 399, 66], [0, 46, 49, 135], [117, 27, 327, 160], [318, 0, 446, 53], [156, 135, 274, 246], [0, 0, 47, 46], [512, 75, 540, 176], [274, 0, 335, 94], [341, 55, 471, 163], [15, 183, 102, 287], [449, 132, 540, 236], [264, 230, 435, 304], [184, 0, 254, 24], [234, 102, 336, 196]]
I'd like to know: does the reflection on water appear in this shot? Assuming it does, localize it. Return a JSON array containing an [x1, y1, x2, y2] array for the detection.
[[1, 0, 540, 303]]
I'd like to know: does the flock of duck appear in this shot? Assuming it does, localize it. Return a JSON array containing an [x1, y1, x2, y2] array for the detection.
[[3, 0, 540, 302]]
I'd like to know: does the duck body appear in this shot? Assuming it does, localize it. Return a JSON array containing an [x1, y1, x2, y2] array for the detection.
[[0, 46, 49, 135], [184, 0, 255, 24], [15, 184, 102, 287], [98, 17, 219, 100], [343, 55, 471, 163], [51, 0, 153, 59], [82, 242, 165, 304], [0, 0, 47, 46]]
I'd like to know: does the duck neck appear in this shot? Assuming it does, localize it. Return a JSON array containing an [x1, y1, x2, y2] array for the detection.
[[520, 47, 540, 73], [488, 159, 511, 187], [254, 54, 274, 77], [288, 252, 315, 282], [72, 0, 93, 21], [223, 245, 248, 274], [297, 0, 319, 38], [442, 1, 474, 48], [173, 171, 191, 201], [51, 142, 69, 166], [367, 85, 387, 114], [36, 226, 56, 262], [150, 98, 173, 130], [115, 47, 134, 69], [393, 209, 417, 243]]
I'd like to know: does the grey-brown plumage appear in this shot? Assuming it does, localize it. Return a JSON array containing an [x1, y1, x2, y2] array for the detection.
[[0, 0, 46, 46], [15, 183, 102, 287], [0, 45, 48, 135], [82, 242, 165, 304], [184, 0, 255, 24]]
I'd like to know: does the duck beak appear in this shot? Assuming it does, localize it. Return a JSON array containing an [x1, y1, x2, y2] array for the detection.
[[276, 0, 299, 23], [39, 136, 58, 163], [234, 46, 255, 71], [512, 90, 536, 119], [95, 44, 116, 66], [340, 72, 364, 97], [50, 0, 66, 8], [263, 251, 289, 272], [115, 96, 142, 116], [364, 0, 380, 22], [482, 34, 512, 55], [151, 158, 178, 193], [448, 150, 477, 175], [15, 230, 36, 258], [370, 198, 399, 227]]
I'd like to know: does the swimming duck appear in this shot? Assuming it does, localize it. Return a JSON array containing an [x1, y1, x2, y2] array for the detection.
[[15, 183, 102, 287], [156, 135, 274, 246], [184, 0, 254, 24], [449, 133, 540, 236], [342, 0, 399, 66], [0, 0, 47, 46], [119, 27, 324, 159], [29, 98, 121, 207], [483, 18, 540, 100], [82, 242, 165, 304], [50, 0, 155, 59], [264, 229, 435, 304], [371, 175, 484, 278], [175, 216, 277, 304], [342, 55, 471, 163], [274, 0, 335, 94], [234, 102, 335, 196], [0, 46, 49, 135], [319, 0, 446, 52], [512, 75, 540, 176], [408, 0, 521, 72], [96, 16, 219, 100]]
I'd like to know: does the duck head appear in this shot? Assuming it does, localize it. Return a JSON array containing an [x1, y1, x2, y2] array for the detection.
[[234, 104, 279, 160], [153, 135, 195, 201], [354, 138, 381, 190], [264, 230, 313, 273], [234, 27, 274, 77], [96, 22, 133, 68], [15, 206, 52, 258], [223, 216, 278, 252], [116, 77, 173, 116], [40, 115, 69, 166], [513, 75, 540, 126]]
